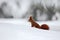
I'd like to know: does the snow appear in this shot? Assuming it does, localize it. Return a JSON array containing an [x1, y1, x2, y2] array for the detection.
[[0, 19, 60, 40]]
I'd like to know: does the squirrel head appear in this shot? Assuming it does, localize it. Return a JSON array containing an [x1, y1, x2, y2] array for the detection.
[[28, 16, 33, 22]]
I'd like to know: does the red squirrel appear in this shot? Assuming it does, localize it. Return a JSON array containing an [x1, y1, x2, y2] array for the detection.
[[28, 16, 49, 30]]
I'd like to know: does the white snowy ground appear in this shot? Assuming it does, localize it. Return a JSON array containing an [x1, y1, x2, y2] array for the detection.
[[0, 19, 60, 40]]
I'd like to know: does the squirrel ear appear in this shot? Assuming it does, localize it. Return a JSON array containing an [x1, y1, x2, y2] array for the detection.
[[29, 16, 33, 19], [28, 16, 32, 21]]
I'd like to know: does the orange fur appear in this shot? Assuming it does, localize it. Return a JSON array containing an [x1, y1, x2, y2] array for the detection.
[[28, 16, 49, 30], [28, 16, 41, 29], [41, 24, 49, 30]]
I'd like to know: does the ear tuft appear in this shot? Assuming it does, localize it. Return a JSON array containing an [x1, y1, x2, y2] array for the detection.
[[29, 16, 33, 19]]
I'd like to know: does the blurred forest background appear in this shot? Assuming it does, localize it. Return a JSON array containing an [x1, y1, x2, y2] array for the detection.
[[0, 0, 60, 21]]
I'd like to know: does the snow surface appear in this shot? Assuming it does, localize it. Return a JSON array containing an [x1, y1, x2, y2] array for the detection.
[[0, 19, 60, 40]]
